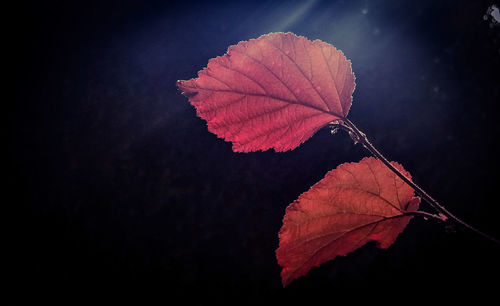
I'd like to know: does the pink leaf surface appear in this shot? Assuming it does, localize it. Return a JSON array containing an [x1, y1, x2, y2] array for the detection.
[[177, 32, 355, 152], [276, 157, 420, 286]]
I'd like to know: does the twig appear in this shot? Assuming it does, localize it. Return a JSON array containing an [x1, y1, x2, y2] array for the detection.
[[332, 118, 499, 244]]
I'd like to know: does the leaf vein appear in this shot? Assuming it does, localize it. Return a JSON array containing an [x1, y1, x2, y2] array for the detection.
[[264, 38, 332, 113]]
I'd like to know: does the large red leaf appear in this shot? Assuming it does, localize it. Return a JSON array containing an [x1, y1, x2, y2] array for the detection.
[[276, 157, 420, 286], [177, 32, 355, 152]]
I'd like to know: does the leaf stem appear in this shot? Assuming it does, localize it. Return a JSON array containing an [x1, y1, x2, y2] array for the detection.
[[404, 211, 445, 222], [340, 118, 499, 245]]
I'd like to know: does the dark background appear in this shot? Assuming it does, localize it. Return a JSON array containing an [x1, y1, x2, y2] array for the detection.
[[8, 0, 500, 304]]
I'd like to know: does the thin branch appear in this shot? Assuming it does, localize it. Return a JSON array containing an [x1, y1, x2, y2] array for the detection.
[[335, 118, 500, 245]]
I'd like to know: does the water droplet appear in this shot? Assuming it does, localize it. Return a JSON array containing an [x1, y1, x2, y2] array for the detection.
[[491, 5, 500, 23], [485, 5, 500, 26]]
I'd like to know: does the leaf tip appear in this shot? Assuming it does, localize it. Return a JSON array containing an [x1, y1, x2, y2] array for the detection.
[[176, 79, 198, 98]]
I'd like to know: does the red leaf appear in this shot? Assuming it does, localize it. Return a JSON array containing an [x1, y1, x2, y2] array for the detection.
[[276, 157, 420, 286], [177, 32, 355, 152]]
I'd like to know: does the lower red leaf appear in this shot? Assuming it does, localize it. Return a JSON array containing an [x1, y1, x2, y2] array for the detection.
[[276, 157, 420, 286]]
